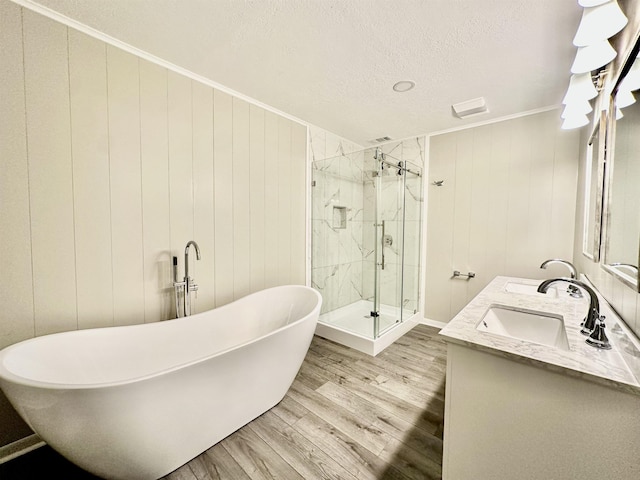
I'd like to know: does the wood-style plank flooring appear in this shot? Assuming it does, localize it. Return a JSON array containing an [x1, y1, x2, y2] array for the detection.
[[0, 325, 446, 479]]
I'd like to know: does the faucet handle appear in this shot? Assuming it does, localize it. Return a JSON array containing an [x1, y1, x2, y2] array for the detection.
[[567, 284, 583, 298], [585, 315, 611, 350]]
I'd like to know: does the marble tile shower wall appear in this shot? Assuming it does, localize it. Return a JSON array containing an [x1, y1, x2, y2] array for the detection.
[[311, 129, 425, 316], [311, 125, 365, 314]]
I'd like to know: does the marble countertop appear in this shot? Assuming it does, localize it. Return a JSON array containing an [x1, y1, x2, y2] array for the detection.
[[439, 275, 640, 396]]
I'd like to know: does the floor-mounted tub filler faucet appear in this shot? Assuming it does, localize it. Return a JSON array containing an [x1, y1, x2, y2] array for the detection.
[[537, 277, 611, 350], [173, 241, 201, 318], [540, 259, 581, 297]]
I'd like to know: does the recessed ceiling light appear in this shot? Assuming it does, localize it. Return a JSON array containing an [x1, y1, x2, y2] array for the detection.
[[392, 81, 416, 92]]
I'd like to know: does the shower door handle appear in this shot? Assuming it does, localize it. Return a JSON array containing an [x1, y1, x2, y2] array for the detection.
[[381, 220, 385, 270]]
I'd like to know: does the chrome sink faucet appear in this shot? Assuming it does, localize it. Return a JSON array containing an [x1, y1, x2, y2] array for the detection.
[[537, 277, 610, 349], [540, 259, 581, 297], [540, 259, 577, 278]]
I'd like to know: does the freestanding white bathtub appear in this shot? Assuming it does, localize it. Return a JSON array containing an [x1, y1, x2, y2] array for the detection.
[[0, 285, 321, 479]]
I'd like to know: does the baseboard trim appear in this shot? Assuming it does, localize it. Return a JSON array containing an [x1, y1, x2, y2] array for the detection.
[[420, 317, 448, 330], [0, 434, 45, 464]]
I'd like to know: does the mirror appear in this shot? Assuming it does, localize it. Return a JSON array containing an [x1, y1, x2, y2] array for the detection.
[[602, 76, 640, 291], [582, 110, 606, 262]]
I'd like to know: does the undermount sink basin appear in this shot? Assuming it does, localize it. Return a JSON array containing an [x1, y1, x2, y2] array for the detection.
[[504, 281, 557, 298], [477, 305, 569, 350]]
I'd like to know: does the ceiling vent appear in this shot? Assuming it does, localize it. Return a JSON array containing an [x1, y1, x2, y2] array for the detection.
[[452, 97, 488, 119], [370, 136, 393, 143]]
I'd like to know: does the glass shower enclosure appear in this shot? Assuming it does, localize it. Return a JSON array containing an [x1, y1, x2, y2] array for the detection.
[[312, 145, 422, 343]]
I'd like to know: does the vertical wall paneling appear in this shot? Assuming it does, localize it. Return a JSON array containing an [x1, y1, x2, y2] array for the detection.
[[466, 125, 492, 300], [213, 90, 234, 305], [249, 105, 266, 292], [424, 111, 580, 323], [424, 135, 457, 321], [23, 10, 78, 335], [0, 1, 34, 347], [263, 112, 280, 288], [1, 4, 311, 449], [167, 71, 194, 288], [277, 118, 293, 284], [291, 122, 308, 284], [552, 130, 579, 258], [106, 46, 145, 325], [450, 129, 474, 316], [68, 30, 114, 329], [139, 59, 171, 321], [192, 80, 215, 312], [483, 122, 510, 280], [528, 116, 556, 270], [504, 116, 534, 277], [232, 97, 251, 300]]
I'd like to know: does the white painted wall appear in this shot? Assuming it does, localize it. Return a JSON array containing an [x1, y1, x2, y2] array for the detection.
[[0, 1, 307, 446], [424, 110, 580, 323]]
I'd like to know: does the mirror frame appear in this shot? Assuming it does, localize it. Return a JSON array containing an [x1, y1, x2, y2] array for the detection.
[[582, 109, 606, 262], [601, 93, 640, 292]]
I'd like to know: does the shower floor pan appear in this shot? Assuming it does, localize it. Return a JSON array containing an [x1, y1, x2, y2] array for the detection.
[[315, 300, 419, 356]]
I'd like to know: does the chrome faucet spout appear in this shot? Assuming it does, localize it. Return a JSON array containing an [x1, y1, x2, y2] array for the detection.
[[537, 277, 599, 335], [184, 240, 201, 280], [183, 240, 201, 317], [540, 259, 577, 279]]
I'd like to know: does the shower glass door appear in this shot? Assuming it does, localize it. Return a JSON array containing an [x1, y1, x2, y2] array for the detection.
[[370, 151, 422, 337], [311, 143, 422, 341], [371, 154, 403, 337]]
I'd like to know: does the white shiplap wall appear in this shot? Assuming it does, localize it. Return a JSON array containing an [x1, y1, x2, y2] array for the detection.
[[424, 110, 580, 323], [0, 3, 307, 348]]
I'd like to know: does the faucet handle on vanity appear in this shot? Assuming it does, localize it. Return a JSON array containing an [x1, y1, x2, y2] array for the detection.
[[585, 315, 611, 350]]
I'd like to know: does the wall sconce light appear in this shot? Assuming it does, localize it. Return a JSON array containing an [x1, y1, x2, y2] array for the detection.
[[571, 39, 617, 73], [562, 0, 628, 129], [562, 73, 599, 103], [561, 114, 590, 130], [616, 88, 636, 108], [561, 99, 593, 118], [578, 0, 610, 6], [573, 0, 628, 46]]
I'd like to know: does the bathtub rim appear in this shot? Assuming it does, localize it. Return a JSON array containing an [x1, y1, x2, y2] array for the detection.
[[0, 285, 321, 390]]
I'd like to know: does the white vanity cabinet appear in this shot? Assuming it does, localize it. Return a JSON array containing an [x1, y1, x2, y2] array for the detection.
[[440, 276, 640, 480], [443, 342, 640, 479]]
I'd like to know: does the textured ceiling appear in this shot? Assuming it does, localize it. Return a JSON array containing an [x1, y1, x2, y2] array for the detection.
[[27, 0, 581, 145]]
